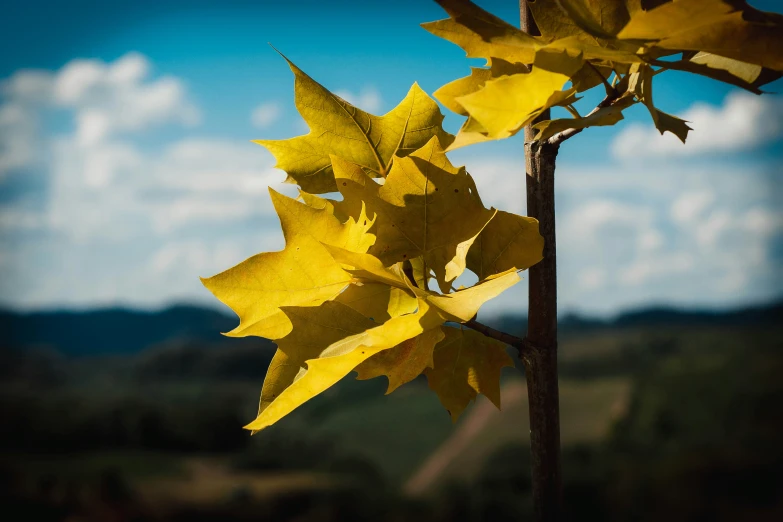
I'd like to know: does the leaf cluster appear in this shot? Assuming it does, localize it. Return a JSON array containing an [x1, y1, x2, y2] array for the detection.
[[202, 0, 783, 432], [426, 0, 783, 147], [203, 57, 544, 430]]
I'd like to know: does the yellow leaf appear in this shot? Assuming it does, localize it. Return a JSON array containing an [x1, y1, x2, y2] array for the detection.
[[547, 0, 634, 40], [297, 190, 349, 222], [618, 0, 783, 72], [325, 245, 521, 323], [447, 116, 495, 151], [467, 210, 544, 280], [334, 283, 395, 323], [626, 64, 692, 142], [256, 301, 377, 423], [434, 59, 528, 116], [201, 234, 350, 340], [426, 326, 514, 421], [245, 299, 444, 431], [271, 189, 375, 254], [355, 326, 445, 393], [331, 138, 496, 292], [254, 54, 453, 194], [532, 94, 637, 142], [455, 68, 576, 139], [408, 257, 430, 291], [201, 186, 380, 339], [569, 62, 614, 92], [690, 52, 762, 84], [422, 0, 540, 65], [542, 37, 642, 65]]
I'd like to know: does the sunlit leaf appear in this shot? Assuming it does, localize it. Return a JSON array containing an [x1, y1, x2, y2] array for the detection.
[[331, 139, 496, 292], [255, 54, 453, 193], [245, 300, 445, 431]]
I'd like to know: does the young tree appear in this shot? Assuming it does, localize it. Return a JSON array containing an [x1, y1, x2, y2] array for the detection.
[[202, 0, 783, 519]]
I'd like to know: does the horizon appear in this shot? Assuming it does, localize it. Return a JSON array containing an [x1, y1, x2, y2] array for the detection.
[[3, 295, 780, 323]]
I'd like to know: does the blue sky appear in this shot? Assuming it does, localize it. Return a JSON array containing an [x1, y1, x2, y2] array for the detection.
[[1, 0, 781, 318]]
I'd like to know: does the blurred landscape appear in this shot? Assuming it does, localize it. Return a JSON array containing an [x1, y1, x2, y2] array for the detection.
[[2, 301, 781, 521]]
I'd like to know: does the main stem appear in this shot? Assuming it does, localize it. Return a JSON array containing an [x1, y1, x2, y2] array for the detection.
[[520, 2, 563, 520]]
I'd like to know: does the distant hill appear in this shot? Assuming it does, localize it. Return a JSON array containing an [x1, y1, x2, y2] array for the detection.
[[488, 300, 783, 338], [1, 301, 780, 356], [0, 305, 258, 356]]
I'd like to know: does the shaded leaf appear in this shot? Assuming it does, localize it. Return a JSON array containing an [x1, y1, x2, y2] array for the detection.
[[422, 0, 539, 65], [332, 139, 496, 292], [426, 326, 514, 421], [467, 210, 544, 280], [627, 63, 692, 142], [618, 0, 783, 71], [355, 326, 445, 393], [325, 246, 520, 323]]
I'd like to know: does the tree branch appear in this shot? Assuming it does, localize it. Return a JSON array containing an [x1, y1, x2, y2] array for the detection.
[[464, 318, 532, 357], [546, 91, 620, 147]]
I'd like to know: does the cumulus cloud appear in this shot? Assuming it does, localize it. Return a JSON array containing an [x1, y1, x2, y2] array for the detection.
[[1, 53, 200, 149], [611, 91, 783, 160], [460, 150, 782, 318], [251, 102, 282, 128], [335, 86, 383, 113], [0, 53, 292, 310]]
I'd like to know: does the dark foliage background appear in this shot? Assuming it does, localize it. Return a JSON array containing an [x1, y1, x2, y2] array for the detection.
[[1, 302, 782, 521]]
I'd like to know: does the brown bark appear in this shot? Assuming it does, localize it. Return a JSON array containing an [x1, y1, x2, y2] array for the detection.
[[520, 1, 563, 520]]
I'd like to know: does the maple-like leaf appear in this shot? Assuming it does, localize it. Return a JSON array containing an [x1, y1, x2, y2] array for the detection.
[[625, 63, 692, 142], [331, 139, 496, 292], [256, 301, 378, 423], [254, 54, 454, 194], [618, 0, 783, 71], [324, 246, 520, 322], [531, 0, 634, 42], [426, 326, 514, 421], [454, 67, 576, 141], [434, 58, 528, 116], [332, 138, 544, 285], [245, 299, 445, 431], [355, 326, 445, 393], [467, 210, 544, 280], [422, 0, 539, 65], [201, 188, 374, 339]]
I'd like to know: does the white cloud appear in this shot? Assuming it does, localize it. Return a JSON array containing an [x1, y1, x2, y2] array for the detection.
[[335, 86, 383, 113], [670, 190, 714, 224], [0, 52, 200, 152], [251, 102, 282, 128], [0, 103, 38, 177], [0, 53, 295, 310], [611, 91, 783, 160]]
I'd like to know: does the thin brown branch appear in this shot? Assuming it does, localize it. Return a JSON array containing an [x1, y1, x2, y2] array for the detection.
[[546, 91, 620, 147], [464, 318, 532, 356]]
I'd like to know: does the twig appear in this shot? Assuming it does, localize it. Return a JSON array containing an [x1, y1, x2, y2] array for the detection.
[[463, 318, 532, 356], [546, 91, 619, 147]]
